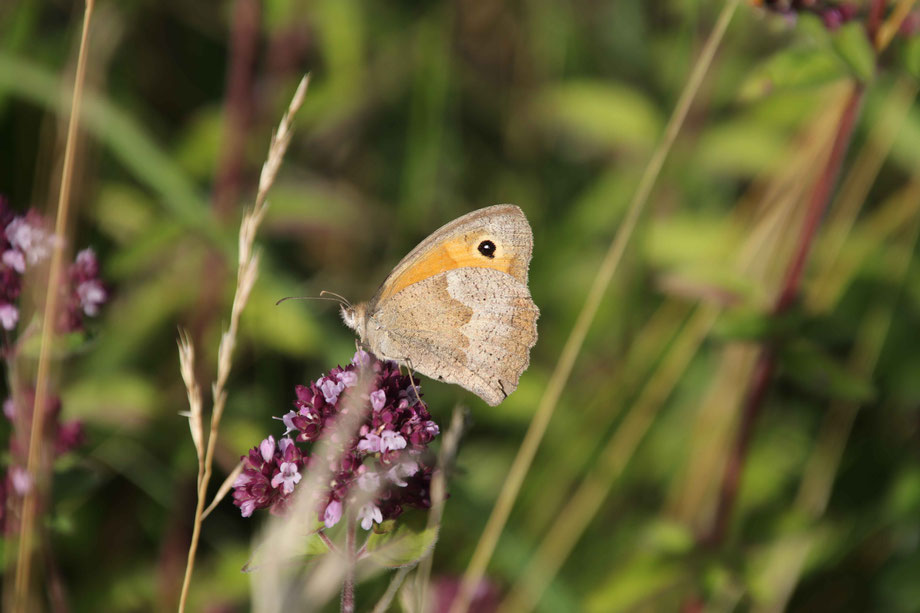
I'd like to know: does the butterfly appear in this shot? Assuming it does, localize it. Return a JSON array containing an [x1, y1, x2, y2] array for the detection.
[[340, 205, 539, 406]]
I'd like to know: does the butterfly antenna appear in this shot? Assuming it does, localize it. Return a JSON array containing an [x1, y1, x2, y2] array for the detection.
[[275, 295, 350, 307], [319, 290, 353, 310]]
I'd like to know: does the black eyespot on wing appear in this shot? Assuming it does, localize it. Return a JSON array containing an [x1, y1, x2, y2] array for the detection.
[[478, 240, 496, 259]]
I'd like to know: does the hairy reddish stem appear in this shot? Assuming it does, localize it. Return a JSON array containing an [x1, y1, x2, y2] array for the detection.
[[341, 512, 357, 613]]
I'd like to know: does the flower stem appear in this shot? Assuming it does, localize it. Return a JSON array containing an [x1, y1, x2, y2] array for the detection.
[[705, 81, 865, 546], [342, 511, 357, 613]]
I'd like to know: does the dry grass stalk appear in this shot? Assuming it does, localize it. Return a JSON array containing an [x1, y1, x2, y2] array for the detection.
[[411, 405, 466, 611], [874, 0, 919, 51], [178, 331, 204, 471], [202, 460, 244, 520], [177, 74, 311, 613], [666, 92, 847, 525], [12, 2, 95, 610], [450, 2, 741, 611], [757, 207, 920, 613]]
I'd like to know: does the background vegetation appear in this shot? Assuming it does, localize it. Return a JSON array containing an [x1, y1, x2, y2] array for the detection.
[[2, 0, 920, 611]]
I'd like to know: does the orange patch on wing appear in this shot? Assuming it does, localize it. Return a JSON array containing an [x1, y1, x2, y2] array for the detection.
[[379, 237, 521, 300]]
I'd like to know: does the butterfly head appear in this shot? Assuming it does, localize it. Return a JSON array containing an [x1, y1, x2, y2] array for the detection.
[[340, 302, 368, 341]]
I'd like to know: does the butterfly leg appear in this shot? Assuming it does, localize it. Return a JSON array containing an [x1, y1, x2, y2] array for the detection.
[[402, 358, 422, 407]]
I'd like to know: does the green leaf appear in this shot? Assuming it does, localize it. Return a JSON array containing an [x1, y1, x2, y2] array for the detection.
[[694, 120, 787, 175], [19, 329, 87, 359], [904, 36, 920, 79], [303, 531, 334, 557], [587, 547, 689, 613], [535, 81, 662, 152], [62, 371, 159, 426], [885, 465, 920, 521], [640, 520, 694, 555], [241, 529, 330, 573], [173, 107, 223, 180], [713, 308, 780, 342], [796, 13, 834, 48], [645, 214, 741, 267], [365, 518, 439, 568], [779, 340, 875, 403], [91, 183, 157, 245], [241, 267, 321, 357], [739, 46, 847, 100], [831, 22, 876, 82]]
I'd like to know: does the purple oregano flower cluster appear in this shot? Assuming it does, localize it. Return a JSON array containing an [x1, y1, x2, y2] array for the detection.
[[756, 1, 860, 29], [0, 196, 106, 532], [0, 197, 106, 337], [0, 392, 86, 532], [232, 350, 440, 532]]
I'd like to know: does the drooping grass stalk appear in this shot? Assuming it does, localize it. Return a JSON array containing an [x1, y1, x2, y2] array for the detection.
[[201, 460, 244, 520], [701, 0, 917, 551], [501, 84, 851, 609], [800, 217, 920, 517], [705, 80, 865, 547], [810, 77, 920, 311], [758, 198, 920, 611], [500, 306, 720, 613], [366, 406, 466, 613], [874, 0, 919, 51], [522, 300, 693, 535], [177, 74, 310, 613], [666, 99, 844, 525], [449, 2, 740, 611], [414, 406, 466, 611], [12, 2, 94, 610], [534, 88, 842, 538]]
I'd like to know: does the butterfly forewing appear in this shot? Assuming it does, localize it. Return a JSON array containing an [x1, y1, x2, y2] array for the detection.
[[355, 204, 539, 406]]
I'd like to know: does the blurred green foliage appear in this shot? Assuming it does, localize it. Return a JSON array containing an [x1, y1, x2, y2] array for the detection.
[[2, 0, 920, 611]]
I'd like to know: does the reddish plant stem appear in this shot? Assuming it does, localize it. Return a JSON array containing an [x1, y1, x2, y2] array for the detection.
[[705, 82, 865, 546], [317, 529, 339, 555], [213, 0, 260, 218], [681, 595, 705, 613], [189, 0, 260, 370], [867, 0, 887, 41]]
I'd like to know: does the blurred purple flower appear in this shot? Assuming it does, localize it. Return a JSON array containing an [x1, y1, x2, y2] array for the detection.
[[6, 214, 55, 266], [63, 247, 107, 331], [9, 466, 32, 495], [0, 198, 107, 336], [0, 196, 100, 535], [0, 304, 18, 331], [55, 420, 86, 456], [756, 0, 861, 31], [3, 392, 86, 459], [429, 576, 501, 613], [901, 10, 920, 37]]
